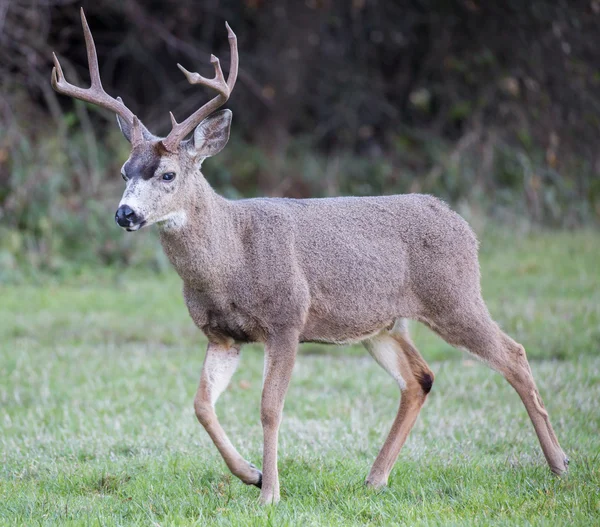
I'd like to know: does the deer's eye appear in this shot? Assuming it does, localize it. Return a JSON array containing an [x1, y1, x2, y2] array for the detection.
[[121, 171, 128, 182], [161, 172, 176, 182]]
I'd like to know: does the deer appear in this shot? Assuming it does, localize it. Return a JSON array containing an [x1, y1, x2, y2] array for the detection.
[[51, 9, 568, 505]]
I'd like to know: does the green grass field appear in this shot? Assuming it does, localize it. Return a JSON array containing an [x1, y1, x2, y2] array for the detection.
[[1, 229, 599, 525]]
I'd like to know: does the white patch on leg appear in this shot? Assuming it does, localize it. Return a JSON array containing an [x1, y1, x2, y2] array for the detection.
[[204, 349, 240, 407], [262, 352, 270, 390], [391, 318, 409, 336], [364, 333, 407, 390]]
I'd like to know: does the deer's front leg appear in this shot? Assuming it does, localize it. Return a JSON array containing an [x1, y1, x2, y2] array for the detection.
[[194, 341, 262, 487], [260, 333, 298, 504]]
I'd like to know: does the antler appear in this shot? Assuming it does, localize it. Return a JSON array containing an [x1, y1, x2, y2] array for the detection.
[[162, 22, 238, 152], [51, 8, 146, 145]]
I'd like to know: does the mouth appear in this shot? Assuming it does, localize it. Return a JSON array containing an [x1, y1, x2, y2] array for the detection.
[[125, 220, 147, 232]]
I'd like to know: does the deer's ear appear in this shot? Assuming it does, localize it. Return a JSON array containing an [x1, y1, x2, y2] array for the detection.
[[191, 109, 232, 158], [116, 114, 133, 142]]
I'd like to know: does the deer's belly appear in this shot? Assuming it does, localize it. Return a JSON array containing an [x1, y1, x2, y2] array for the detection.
[[299, 312, 395, 345]]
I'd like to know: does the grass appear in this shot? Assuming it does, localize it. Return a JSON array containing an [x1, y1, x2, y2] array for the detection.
[[0, 228, 599, 525]]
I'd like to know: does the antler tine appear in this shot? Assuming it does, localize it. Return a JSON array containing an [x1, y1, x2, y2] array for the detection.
[[131, 116, 143, 145], [80, 8, 102, 89], [50, 8, 145, 142], [176, 55, 228, 97], [225, 22, 238, 92], [162, 22, 239, 152]]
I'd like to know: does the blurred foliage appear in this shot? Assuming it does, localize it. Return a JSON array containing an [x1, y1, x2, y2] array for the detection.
[[1, 0, 599, 274]]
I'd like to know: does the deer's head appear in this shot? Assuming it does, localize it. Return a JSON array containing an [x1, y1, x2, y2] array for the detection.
[[50, 9, 238, 232]]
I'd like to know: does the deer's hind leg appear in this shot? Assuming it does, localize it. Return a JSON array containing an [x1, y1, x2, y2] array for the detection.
[[363, 319, 434, 488], [424, 298, 568, 475], [194, 342, 263, 487]]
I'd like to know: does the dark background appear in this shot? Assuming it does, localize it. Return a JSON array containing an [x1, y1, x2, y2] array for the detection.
[[1, 0, 599, 273]]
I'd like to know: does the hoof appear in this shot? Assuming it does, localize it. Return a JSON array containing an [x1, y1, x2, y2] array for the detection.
[[247, 462, 262, 488], [365, 478, 388, 490], [550, 456, 569, 476], [259, 490, 280, 505]]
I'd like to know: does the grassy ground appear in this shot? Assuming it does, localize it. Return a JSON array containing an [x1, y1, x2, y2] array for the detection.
[[1, 228, 599, 525]]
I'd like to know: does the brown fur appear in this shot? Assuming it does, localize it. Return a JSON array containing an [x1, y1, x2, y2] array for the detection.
[[139, 149, 567, 503], [51, 13, 567, 503]]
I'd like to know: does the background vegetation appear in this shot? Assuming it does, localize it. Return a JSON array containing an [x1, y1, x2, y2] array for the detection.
[[1, 2, 599, 524], [1, 0, 600, 275]]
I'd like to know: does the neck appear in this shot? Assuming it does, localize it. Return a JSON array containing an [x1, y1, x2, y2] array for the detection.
[[158, 173, 238, 287]]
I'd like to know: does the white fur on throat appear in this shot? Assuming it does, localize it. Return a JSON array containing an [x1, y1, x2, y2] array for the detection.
[[159, 210, 188, 231]]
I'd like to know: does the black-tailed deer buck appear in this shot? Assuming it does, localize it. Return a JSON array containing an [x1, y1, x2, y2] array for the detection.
[[51, 9, 568, 504]]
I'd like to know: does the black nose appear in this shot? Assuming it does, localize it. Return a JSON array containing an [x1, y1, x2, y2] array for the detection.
[[115, 205, 139, 227]]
